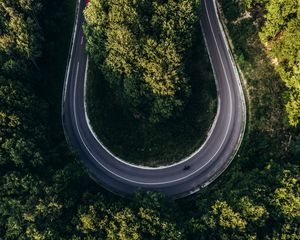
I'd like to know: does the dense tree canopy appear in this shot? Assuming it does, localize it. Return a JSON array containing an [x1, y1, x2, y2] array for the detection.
[[259, 0, 300, 126], [74, 192, 183, 240], [0, 0, 42, 78], [226, 0, 300, 126], [0, 77, 46, 168], [186, 163, 300, 240], [0, 1, 189, 239], [84, 0, 198, 123], [0, 0, 299, 239], [243, 0, 300, 126]]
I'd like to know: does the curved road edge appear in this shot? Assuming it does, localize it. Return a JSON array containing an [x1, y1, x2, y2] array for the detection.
[[199, 0, 247, 188], [62, 0, 82, 145], [61, 0, 247, 198], [81, 0, 247, 171]]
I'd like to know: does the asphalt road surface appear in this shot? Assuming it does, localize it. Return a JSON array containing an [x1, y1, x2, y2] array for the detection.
[[62, 0, 246, 198]]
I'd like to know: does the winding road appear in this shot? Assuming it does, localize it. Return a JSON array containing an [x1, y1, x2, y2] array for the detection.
[[62, 0, 246, 198]]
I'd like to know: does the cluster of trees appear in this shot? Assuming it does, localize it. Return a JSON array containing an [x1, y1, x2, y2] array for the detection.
[[74, 192, 184, 240], [0, 0, 42, 78], [0, 1, 45, 168], [84, 0, 199, 123], [0, 0, 299, 239], [211, 0, 300, 238], [186, 163, 300, 239], [259, 0, 300, 126], [0, 0, 72, 238], [234, 0, 300, 126], [0, 1, 188, 239]]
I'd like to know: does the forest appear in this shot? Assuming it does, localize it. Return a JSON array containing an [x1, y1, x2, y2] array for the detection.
[[0, 0, 299, 239], [84, 0, 199, 123], [259, 0, 300, 126], [83, 0, 217, 165]]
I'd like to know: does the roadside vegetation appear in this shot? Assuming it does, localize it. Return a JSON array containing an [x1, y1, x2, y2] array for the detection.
[[84, 0, 199, 123], [183, 0, 299, 238], [86, 31, 216, 166], [259, 0, 300, 126], [0, 1, 191, 239], [0, 0, 299, 239], [84, 0, 217, 166]]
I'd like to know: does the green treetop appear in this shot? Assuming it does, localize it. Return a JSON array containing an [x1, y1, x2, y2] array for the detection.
[[84, 0, 198, 123]]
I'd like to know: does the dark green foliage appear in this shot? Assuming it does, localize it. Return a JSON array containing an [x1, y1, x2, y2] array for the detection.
[[0, 0, 87, 238], [86, 29, 217, 165], [258, 0, 300, 126], [0, 77, 46, 168], [0, 0, 299, 239], [0, 1, 187, 239], [182, 0, 299, 238], [0, 0, 42, 78], [84, 0, 199, 123], [73, 192, 184, 240], [184, 163, 299, 240]]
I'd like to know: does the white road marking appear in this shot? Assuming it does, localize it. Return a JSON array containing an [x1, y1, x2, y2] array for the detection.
[[81, 36, 83, 45], [71, 0, 235, 185], [81, 0, 224, 170], [62, 0, 81, 104]]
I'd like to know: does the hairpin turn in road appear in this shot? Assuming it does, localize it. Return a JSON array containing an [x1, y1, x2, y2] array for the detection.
[[62, 0, 246, 198]]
